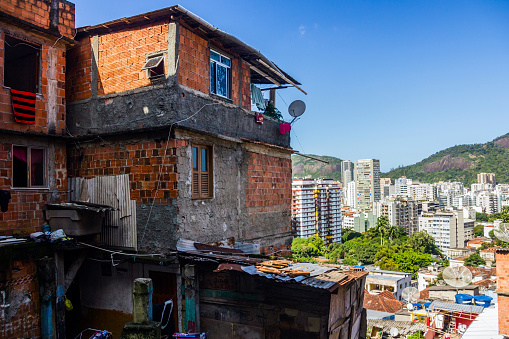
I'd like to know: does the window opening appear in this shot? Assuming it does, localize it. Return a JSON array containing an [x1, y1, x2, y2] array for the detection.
[[4, 35, 40, 93], [141, 55, 165, 79], [192, 145, 212, 199], [210, 50, 231, 99], [12, 146, 46, 188]]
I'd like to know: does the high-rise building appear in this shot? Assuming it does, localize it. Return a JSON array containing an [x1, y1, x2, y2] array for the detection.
[[478, 173, 496, 186], [354, 159, 380, 212], [418, 211, 474, 251], [375, 197, 421, 235], [292, 179, 342, 244], [341, 160, 354, 188]]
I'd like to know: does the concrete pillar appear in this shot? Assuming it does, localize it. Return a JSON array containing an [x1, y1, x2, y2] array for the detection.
[[120, 278, 160, 339], [133, 278, 153, 324]]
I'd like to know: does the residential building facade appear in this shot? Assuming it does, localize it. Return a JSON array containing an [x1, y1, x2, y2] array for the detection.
[[354, 159, 380, 212], [292, 178, 342, 244], [418, 210, 474, 252]]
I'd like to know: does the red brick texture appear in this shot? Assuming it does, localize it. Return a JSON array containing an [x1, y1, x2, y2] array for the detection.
[[241, 61, 251, 110], [0, 142, 67, 236], [178, 26, 209, 94], [97, 21, 169, 96], [497, 251, 509, 336], [246, 152, 292, 210], [66, 36, 92, 102], [499, 295, 509, 336], [0, 0, 75, 39], [0, 32, 67, 135], [68, 139, 179, 204], [0, 259, 41, 338]]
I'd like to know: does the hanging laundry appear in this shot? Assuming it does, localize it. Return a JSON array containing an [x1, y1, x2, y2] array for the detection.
[[10, 88, 37, 124], [0, 190, 11, 212], [250, 84, 266, 110], [279, 122, 291, 135]]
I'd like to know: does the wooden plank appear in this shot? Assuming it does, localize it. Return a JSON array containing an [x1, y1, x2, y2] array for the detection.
[[63, 250, 87, 293]]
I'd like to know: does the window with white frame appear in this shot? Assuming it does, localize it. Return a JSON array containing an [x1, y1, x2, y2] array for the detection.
[[12, 145, 46, 188], [210, 50, 231, 99], [141, 54, 165, 79]]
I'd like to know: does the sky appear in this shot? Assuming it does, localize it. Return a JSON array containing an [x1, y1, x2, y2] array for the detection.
[[71, 0, 509, 172]]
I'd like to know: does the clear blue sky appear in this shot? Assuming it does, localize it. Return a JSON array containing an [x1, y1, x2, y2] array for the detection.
[[72, 0, 509, 172]]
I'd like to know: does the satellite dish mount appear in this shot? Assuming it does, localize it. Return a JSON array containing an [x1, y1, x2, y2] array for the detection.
[[288, 100, 306, 123]]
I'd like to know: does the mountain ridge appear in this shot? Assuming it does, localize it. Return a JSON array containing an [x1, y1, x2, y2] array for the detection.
[[291, 133, 509, 185]]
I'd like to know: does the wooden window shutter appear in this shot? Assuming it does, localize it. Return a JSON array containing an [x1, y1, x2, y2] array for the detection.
[[192, 145, 213, 199]]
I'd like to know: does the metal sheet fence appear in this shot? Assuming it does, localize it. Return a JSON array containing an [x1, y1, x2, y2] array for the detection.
[[68, 174, 137, 250]]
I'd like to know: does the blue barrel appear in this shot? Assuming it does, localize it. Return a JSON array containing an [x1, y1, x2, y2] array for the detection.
[[473, 295, 493, 307], [424, 302, 432, 310], [455, 294, 473, 305], [412, 303, 422, 310]]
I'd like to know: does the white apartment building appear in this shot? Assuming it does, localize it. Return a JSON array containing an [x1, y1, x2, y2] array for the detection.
[[408, 183, 437, 202], [346, 181, 356, 207], [341, 160, 354, 189], [476, 191, 499, 214], [292, 179, 342, 244], [374, 196, 421, 235], [418, 211, 474, 252], [354, 159, 380, 212], [365, 270, 413, 301]]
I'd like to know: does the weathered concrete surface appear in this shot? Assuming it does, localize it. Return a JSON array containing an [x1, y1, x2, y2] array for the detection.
[[67, 84, 290, 148], [120, 322, 161, 339], [133, 278, 153, 324], [136, 203, 179, 255]]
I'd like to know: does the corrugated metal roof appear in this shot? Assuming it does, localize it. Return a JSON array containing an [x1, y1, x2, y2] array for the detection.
[[240, 263, 352, 291], [429, 300, 484, 314]]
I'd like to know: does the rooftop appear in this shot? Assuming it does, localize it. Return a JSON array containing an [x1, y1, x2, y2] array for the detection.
[[364, 290, 403, 314]]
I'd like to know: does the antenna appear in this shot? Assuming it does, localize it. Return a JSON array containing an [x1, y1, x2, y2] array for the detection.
[[288, 100, 306, 123], [442, 266, 472, 288], [494, 223, 509, 242], [390, 327, 399, 338], [401, 286, 419, 304]]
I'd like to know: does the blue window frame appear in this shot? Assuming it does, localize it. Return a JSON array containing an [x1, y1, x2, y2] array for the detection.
[[210, 50, 231, 99]]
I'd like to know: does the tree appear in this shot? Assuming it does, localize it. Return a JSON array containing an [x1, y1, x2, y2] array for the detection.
[[476, 212, 489, 222], [342, 230, 362, 243], [375, 216, 390, 246], [489, 229, 496, 240], [473, 224, 484, 237], [409, 231, 442, 257], [464, 253, 486, 267], [354, 244, 378, 265]]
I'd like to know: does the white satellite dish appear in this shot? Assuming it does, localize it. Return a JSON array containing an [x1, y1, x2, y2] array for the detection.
[[443, 266, 472, 288], [390, 327, 399, 338], [288, 100, 306, 118], [494, 223, 509, 242], [401, 286, 419, 303], [406, 303, 414, 311]]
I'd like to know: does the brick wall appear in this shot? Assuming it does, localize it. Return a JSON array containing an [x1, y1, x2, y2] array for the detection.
[[0, 259, 40, 338], [66, 36, 92, 102], [0, 141, 67, 236], [0, 32, 67, 134], [0, 0, 75, 39], [68, 138, 179, 204], [178, 26, 209, 94], [241, 61, 251, 110], [246, 152, 292, 210], [97, 21, 169, 96], [498, 251, 509, 336]]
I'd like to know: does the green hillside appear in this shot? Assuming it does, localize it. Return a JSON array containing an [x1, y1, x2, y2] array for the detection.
[[383, 133, 509, 185], [292, 154, 343, 181]]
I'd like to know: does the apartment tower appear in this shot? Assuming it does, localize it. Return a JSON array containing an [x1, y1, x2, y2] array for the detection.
[[354, 159, 381, 212]]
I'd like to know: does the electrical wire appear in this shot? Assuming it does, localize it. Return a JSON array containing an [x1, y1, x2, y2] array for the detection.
[[138, 102, 222, 250]]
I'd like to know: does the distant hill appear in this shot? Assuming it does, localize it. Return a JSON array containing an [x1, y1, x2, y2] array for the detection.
[[383, 133, 509, 185], [292, 154, 343, 181]]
